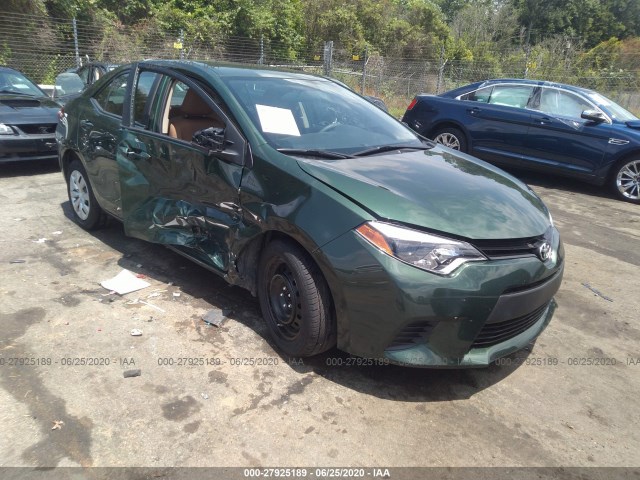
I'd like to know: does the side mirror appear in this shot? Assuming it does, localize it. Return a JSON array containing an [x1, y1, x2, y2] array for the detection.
[[581, 109, 607, 123], [54, 73, 85, 97], [193, 127, 227, 152]]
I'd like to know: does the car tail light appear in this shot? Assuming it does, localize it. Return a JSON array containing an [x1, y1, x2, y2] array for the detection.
[[406, 98, 418, 111], [57, 107, 65, 121]]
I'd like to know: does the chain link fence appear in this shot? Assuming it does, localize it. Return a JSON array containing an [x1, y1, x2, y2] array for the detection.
[[2, 11, 639, 115]]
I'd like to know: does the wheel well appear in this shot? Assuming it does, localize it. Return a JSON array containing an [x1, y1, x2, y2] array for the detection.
[[234, 231, 324, 298], [60, 149, 80, 181], [428, 122, 466, 140], [607, 151, 640, 181]]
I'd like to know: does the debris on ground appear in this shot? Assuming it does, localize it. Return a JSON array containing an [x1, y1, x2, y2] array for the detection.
[[130, 329, 143, 336], [581, 282, 613, 302], [139, 299, 165, 312], [51, 420, 64, 430], [126, 298, 166, 313], [136, 273, 147, 279], [100, 269, 151, 295], [201, 393, 209, 400], [202, 309, 231, 327], [33, 238, 47, 243], [9, 259, 26, 264], [123, 369, 142, 378], [52, 231, 63, 235], [173, 292, 181, 298]]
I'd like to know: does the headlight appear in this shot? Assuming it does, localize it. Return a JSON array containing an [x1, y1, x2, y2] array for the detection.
[[0, 123, 15, 135], [355, 221, 486, 275]]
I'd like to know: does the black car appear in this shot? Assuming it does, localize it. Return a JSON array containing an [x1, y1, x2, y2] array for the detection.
[[0, 66, 60, 163], [402, 79, 640, 203], [54, 62, 118, 105]]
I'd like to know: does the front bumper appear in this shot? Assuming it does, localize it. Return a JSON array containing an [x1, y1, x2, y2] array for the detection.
[[317, 228, 564, 367], [0, 134, 58, 163]]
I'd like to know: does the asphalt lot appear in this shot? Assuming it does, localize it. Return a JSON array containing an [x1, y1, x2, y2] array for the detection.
[[0, 160, 639, 473]]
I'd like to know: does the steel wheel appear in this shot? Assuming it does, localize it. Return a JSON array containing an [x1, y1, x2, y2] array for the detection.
[[615, 159, 640, 201], [258, 239, 335, 357], [267, 265, 302, 340], [69, 169, 91, 220]]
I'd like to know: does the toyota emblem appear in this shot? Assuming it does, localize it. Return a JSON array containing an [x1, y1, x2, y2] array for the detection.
[[538, 242, 552, 261]]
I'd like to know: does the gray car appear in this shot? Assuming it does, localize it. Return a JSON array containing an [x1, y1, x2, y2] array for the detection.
[[0, 66, 60, 163]]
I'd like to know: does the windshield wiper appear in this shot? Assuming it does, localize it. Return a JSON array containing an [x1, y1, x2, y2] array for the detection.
[[0, 89, 30, 95], [277, 148, 353, 159], [353, 144, 433, 157]]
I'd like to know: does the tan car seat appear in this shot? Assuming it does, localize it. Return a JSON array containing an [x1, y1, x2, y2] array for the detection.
[[169, 89, 224, 141]]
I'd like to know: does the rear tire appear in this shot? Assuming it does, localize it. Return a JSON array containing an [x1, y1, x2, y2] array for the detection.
[[433, 127, 467, 153], [66, 159, 107, 230], [258, 239, 335, 357], [610, 158, 640, 204]]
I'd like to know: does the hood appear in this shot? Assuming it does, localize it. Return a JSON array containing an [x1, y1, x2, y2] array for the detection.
[[0, 94, 60, 123], [297, 147, 551, 240]]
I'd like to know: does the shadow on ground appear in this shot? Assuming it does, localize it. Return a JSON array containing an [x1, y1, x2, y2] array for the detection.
[[0, 159, 60, 178], [60, 201, 533, 404]]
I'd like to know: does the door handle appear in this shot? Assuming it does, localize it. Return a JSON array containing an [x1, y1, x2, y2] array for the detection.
[[467, 107, 481, 115], [534, 116, 552, 125], [125, 149, 151, 161]]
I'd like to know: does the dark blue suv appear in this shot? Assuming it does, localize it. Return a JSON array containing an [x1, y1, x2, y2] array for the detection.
[[402, 79, 640, 203]]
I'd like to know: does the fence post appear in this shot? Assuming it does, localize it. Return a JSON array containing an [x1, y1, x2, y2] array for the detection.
[[179, 29, 185, 60], [361, 45, 368, 94], [376, 57, 383, 96], [259, 35, 264, 65], [523, 26, 531, 78], [72, 17, 80, 67], [436, 45, 446, 94], [323, 41, 333, 76]]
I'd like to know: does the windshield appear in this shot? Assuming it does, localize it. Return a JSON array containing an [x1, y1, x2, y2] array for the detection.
[[221, 75, 422, 155], [586, 91, 638, 122], [0, 70, 44, 96]]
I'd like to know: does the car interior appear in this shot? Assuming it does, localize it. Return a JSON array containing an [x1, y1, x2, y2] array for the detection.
[[167, 85, 224, 142]]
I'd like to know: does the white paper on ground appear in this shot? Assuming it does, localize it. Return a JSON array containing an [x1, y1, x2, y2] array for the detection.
[[100, 269, 151, 295], [256, 104, 300, 136]]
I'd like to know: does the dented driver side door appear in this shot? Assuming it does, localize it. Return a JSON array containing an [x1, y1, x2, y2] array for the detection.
[[117, 65, 246, 274]]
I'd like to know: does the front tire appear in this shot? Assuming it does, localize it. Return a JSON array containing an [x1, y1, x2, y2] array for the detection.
[[258, 239, 335, 357], [66, 159, 107, 230], [433, 127, 467, 152], [611, 158, 640, 203]]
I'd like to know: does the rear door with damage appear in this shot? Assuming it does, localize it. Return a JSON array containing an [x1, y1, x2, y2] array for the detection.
[[117, 63, 248, 274]]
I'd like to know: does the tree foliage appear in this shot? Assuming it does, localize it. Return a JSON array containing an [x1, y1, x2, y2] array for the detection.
[[2, 0, 639, 75]]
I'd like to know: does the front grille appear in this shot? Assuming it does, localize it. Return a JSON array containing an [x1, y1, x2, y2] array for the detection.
[[16, 124, 57, 135], [387, 321, 436, 351], [472, 236, 543, 259], [471, 302, 549, 348]]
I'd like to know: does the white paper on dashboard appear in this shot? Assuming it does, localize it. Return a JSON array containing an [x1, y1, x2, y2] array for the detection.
[[256, 104, 300, 136]]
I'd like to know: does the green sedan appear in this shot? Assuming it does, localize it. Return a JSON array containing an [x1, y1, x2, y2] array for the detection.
[[56, 60, 564, 367]]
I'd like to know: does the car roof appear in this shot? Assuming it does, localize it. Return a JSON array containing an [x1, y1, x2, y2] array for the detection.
[[139, 59, 331, 81], [443, 78, 595, 98], [0, 65, 23, 74]]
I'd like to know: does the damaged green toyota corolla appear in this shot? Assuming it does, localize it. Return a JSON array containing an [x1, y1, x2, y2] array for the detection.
[[56, 60, 564, 367]]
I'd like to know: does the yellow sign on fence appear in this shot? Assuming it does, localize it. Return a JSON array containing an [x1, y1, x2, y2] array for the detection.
[[173, 42, 183, 49]]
